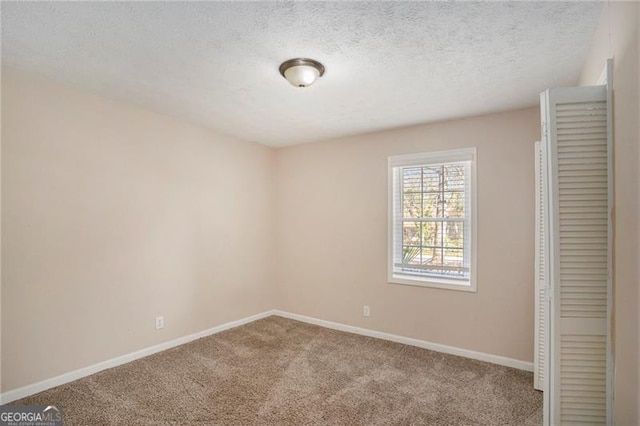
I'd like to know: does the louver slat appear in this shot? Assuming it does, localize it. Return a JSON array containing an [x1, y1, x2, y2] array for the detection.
[[557, 100, 607, 322], [560, 334, 607, 423], [534, 141, 547, 391], [545, 86, 610, 426]]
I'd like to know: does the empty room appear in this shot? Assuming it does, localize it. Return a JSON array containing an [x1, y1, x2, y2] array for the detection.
[[1, 1, 638, 425]]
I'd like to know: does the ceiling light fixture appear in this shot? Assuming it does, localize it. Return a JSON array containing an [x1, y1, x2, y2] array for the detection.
[[279, 58, 325, 88]]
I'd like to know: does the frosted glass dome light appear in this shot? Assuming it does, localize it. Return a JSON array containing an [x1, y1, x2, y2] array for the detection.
[[279, 58, 325, 88]]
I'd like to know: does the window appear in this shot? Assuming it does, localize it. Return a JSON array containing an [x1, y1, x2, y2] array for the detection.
[[388, 148, 476, 291]]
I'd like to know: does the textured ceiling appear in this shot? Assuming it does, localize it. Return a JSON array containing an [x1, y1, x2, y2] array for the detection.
[[2, 1, 603, 147]]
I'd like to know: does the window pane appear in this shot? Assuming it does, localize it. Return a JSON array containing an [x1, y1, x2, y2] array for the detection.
[[420, 221, 439, 248], [443, 248, 464, 269], [422, 192, 440, 218], [444, 191, 465, 218], [421, 222, 442, 266], [422, 166, 441, 192], [443, 221, 464, 249], [403, 168, 422, 193], [403, 246, 421, 265], [403, 192, 422, 218], [421, 246, 439, 266], [444, 164, 466, 191], [402, 221, 420, 247]]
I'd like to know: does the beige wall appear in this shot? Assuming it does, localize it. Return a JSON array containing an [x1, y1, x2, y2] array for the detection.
[[579, 2, 640, 424], [1, 70, 276, 392], [275, 108, 540, 363]]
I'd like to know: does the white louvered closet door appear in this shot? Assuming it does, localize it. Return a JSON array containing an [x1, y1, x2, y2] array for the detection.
[[542, 85, 612, 426], [534, 140, 549, 393]]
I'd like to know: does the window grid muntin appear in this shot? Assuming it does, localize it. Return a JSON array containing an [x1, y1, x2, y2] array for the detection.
[[398, 161, 469, 280]]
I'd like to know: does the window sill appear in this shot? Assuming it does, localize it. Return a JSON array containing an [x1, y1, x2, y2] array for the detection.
[[388, 273, 477, 292]]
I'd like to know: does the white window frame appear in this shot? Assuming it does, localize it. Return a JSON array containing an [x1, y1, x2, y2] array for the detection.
[[388, 148, 477, 292]]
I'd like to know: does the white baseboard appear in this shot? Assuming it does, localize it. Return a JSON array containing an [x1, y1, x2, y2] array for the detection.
[[0, 310, 276, 404], [2, 308, 532, 404], [272, 310, 533, 372]]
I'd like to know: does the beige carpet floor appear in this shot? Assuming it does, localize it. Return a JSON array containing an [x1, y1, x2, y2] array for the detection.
[[13, 316, 542, 425]]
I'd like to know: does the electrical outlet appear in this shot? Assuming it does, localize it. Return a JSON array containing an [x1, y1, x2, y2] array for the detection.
[[155, 316, 164, 330], [363, 305, 370, 317]]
